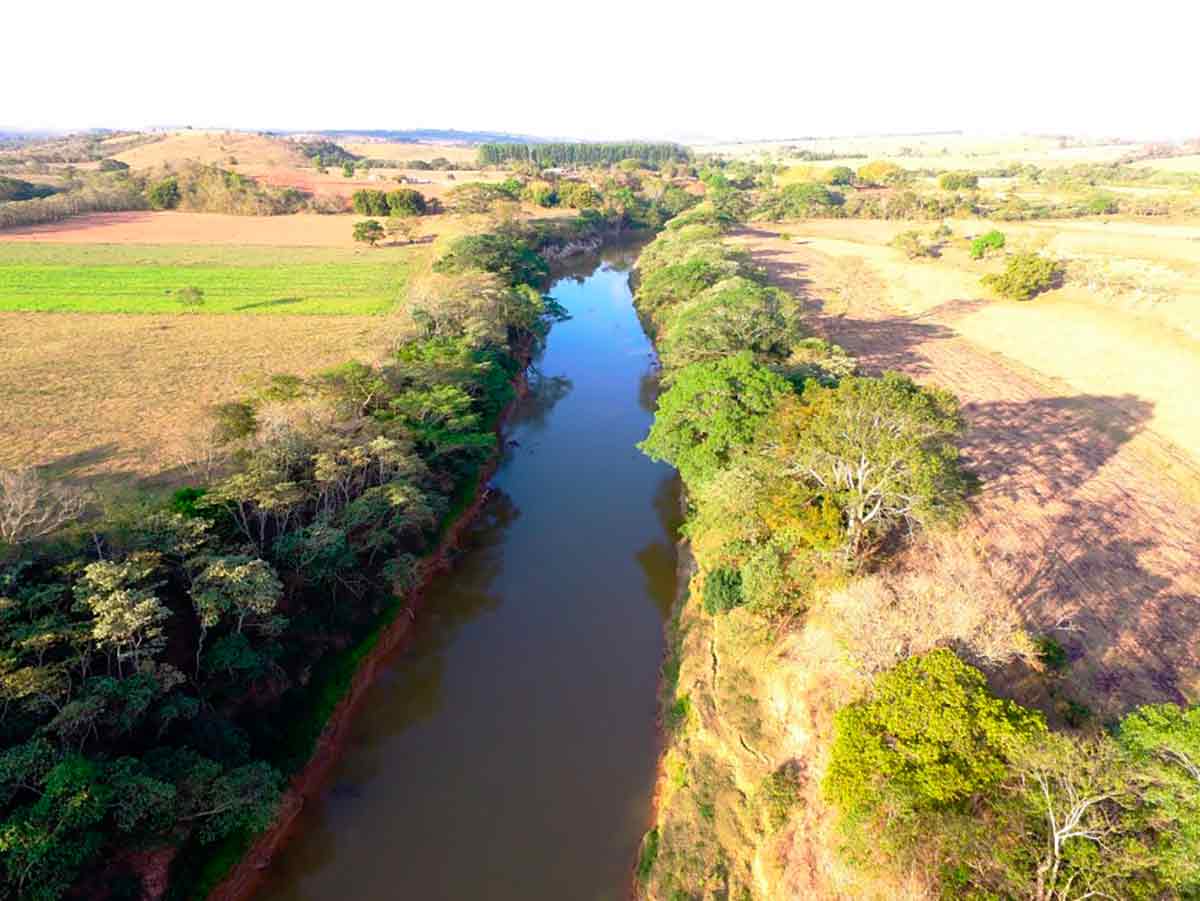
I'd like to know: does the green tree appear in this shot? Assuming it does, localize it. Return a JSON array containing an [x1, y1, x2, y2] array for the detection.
[[826, 166, 855, 186], [970, 229, 1006, 260], [760, 373, 966, 562], [385, 188, 426, 216], [77, 554, 171, 675], [856, 160, 906, 186], [189, 555, 284, 672], [353, 219, 385, 246], [824, 649, 1045, 821], [432, 233, 548, 287], [938, 172, 979, 190], [982, 252, 1061, 300], [639, 352, 791, 484], [658, 277, 800, 372], [147, 176, 180, 210]]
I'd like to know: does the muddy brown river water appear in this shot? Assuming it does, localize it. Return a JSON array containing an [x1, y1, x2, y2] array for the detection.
[[256, 246, 679, 900]]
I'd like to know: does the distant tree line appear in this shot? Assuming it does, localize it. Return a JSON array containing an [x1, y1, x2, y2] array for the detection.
[[477, 142, 690, 168]]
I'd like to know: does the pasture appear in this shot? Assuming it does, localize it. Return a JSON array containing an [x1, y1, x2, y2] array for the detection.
[[0, 241, 417, 315], [0, 310, 387, 482]]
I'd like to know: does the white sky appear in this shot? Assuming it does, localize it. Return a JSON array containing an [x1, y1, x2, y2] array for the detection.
[[3, 0, 1193, 142]]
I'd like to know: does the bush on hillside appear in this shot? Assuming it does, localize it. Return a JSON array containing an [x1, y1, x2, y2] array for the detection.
[[702, 567, 744, 614], [969, 229, 1006, 259], [756, 182, 844, 220], [938, 172, 979, 191], [147, 176, 180, 210], [982, 252, 1061, 299]]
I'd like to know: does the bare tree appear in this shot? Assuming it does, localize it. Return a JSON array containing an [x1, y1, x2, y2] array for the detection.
[[0, 468, 87, 545], [1015, 736, 1124, 901]]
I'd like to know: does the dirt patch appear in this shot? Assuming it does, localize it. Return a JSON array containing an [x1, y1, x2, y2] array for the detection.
[[0, 211, 373, 246], [0, 312, 385, 487], [735, 226, 1200, 714]]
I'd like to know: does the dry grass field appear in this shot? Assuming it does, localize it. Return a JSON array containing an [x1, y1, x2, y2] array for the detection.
[[112, 129, 306, 169], [694, 132, 1137, 170], [244, 163, 505, 200], [0, 312, 387, 487], [0, 211, 375, 246], [0, 206, 571, 248], [733, 224, 1200, 712], [339, 140, 480, 164]]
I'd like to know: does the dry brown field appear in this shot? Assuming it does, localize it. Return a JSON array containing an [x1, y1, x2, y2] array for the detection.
[[113, 130, 305, 169], [733, 223, 1200, 712], [694, 133, 1136, 169], [0, 312, 387, 488], [242, 163, 505, 200], [339, 140, 480, 164], [0, 211, 370, 246], [0, 206, 572, 247]]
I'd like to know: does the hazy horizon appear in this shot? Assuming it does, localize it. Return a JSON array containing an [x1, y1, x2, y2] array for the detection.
[[4, 0, 1190, 142]]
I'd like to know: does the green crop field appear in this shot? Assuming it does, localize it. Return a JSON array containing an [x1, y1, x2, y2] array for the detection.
[[0, 243, 418, 315]]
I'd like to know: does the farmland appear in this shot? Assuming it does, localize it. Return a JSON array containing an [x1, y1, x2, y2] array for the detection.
[[0, 241, 417, 315]]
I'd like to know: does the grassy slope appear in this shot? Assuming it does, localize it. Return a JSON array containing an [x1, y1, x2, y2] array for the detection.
[[0, 243, 418, 315]]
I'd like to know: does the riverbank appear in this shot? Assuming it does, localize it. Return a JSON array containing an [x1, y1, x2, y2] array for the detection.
[[207, 362, 529, 901], [242, 243, 678, 900]]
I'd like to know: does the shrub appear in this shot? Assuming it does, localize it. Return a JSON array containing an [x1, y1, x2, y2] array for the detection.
[[521, 180, 557, 207], [554, 180, 601, 210], [981, 252, 1061, 300], [385, 188, 426, 216], [1034, 635, 1069, 671], [1084, 191, 1119, 215], [636, 827, 659, 882], [351, 189, 390, 216], [147, 176, 180, 210], [702, 566, 744, 615], [175, 285, 205, 309], [757, 182, 844, 220], [210, 401, 257, 444], [352, 219, 385, 246], [824, 649, 1045, 820], [938, 172, 979, 191], [969, 229, 1006, 259], [890, 230, 933, 259], [826, 165, 855, 186], [856, 160, 906, 186]]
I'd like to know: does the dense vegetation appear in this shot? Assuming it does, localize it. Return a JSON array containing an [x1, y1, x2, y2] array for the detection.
[[294, 140, 360, 168], [0, 172, 145, 231], [634, 196, 1200, 899], [0, 226, 560, 898], [477, 142, 689, 168], [827, 650, 1200, 898], [0, 178, 57, 204]]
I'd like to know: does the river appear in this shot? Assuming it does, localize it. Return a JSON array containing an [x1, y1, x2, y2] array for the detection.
[[256, 245, 680, 900]]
